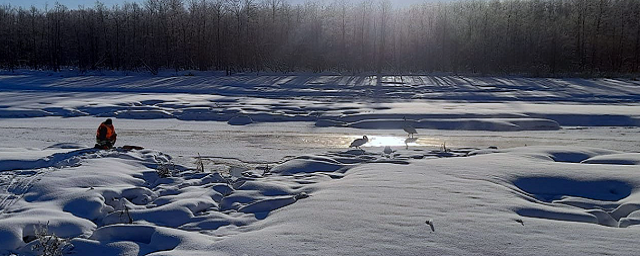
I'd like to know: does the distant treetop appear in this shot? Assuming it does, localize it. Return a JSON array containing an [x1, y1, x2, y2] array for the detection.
[[1, 0, 638, 75]]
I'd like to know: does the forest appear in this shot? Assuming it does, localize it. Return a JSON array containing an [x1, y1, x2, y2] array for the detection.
[[0, 0, 639, 75]]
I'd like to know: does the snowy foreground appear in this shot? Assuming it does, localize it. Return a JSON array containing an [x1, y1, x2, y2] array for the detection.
[[1, 73, 640, 255]]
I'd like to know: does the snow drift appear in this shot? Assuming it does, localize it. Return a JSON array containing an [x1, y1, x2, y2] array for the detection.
[[2, 145, 640, 255]]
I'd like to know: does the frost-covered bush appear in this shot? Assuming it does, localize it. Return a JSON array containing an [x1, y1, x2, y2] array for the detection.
[[195, 153, 205, 173], [155, 155, 175, 178], [31, 223, 72, 256], [440, 142, 450, 153]]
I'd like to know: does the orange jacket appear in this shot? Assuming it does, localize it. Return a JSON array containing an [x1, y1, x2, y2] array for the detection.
[[96, 123, 117, 141]]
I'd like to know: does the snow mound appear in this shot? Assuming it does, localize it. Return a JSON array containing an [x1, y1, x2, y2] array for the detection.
[[175, 107, 229, 121], [270, 156, 348, 175], [0, 147, 95, 171], [0, 146, 319, 255], [514, 177, 632, 202], [0, 142, 475, 255], [44, 143, 86, 150], [314, 119, 346, 127], [203, 146, 640, 255], [500, 146, 620, 163], [513, 176, 639, 228], [3, 142, 640, 255], [0, 108, 50, 118], [227, 115, 253, 125], [1, 86, 639, 130], [346, 117, 560, 131], [115, 109, 174, 119], [71, 225, 213, 256], [582, 154, 640, 165], [491, 147, 640, 228]]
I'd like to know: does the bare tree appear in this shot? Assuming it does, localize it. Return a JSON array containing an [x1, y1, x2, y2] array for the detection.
[[1, 0, 639, 75]]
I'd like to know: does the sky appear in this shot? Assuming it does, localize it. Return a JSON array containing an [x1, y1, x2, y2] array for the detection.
[[2, 0, 431, 10]]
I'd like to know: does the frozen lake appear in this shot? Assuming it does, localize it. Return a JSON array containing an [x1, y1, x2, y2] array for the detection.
[[2, 117, 639, 165]]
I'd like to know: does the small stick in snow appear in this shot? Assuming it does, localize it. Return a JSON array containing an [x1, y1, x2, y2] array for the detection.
[[515, 219, 524, 226], [426, 219, 435, 232]]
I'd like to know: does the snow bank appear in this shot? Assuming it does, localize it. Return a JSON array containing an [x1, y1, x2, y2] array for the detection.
[[270, 156, 348, 175], [347, 117, 560, 131], [582, 153, 640, 165], [0, 146, 313, 255], [0, 88, 638, 131], [2, 142, 640, 255], [206, 146, 640, 256], [2, 73, 639, 103], [1, 74, 640, 131], [497, 146, 621, 163]]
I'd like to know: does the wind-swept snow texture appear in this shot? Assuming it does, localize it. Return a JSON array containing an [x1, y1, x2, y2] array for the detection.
[[2, 72, 640, 103], [0, 145, 314, 255], [1, 73, 640, 131], [2, 145, 640, 255]]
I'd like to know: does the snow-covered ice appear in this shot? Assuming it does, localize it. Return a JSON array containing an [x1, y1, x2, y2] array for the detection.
[[1, 72, 640, 255]]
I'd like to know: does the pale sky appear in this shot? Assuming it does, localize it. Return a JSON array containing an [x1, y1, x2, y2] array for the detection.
[[3, 0, 433, 10]]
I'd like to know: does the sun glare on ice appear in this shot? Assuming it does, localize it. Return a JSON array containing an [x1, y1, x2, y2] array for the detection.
[[343, 135, 442, 148]]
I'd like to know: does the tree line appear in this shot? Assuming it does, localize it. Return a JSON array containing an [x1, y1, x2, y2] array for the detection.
[[0, 0, 639, 75]]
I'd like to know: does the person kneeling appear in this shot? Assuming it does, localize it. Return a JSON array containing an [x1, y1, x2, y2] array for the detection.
[[95, 118, 117, 149]]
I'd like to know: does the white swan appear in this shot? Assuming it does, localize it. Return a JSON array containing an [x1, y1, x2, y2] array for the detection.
[[403, 116, 417, 138], [349, 135, 369, 150]]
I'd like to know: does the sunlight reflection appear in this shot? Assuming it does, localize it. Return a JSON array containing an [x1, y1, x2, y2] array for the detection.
[[368, 136, 407, 147], [343, 135, 442, 148], [267, 134, 444, 149]]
